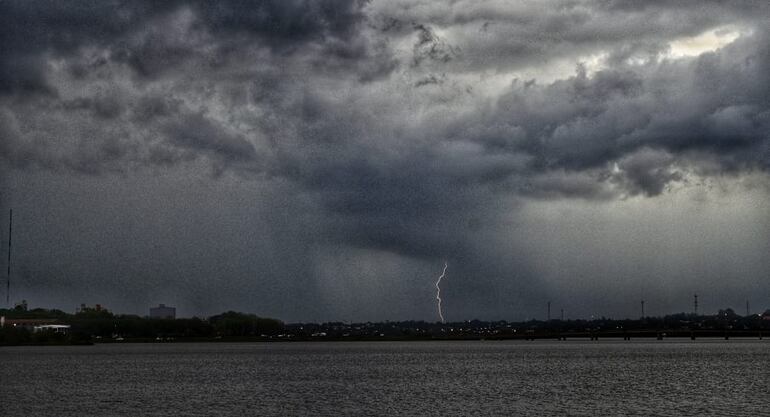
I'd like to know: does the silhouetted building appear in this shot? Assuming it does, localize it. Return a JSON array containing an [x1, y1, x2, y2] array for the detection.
[[150, 304, 176, 319], [78, 303, 108, 314]]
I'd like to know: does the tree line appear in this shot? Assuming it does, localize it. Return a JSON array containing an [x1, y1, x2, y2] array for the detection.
[[0, 307, 284, 345]]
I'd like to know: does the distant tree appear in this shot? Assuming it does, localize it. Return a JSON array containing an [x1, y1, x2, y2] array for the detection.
[[209, 311, 283, 337], [0, 326, 31, 345]]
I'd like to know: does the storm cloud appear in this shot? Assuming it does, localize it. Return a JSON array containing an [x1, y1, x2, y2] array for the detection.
[[1, 0, 769, 321]]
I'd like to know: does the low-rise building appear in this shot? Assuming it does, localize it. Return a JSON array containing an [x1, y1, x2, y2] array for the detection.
[[150, 304, 176, 319], [4, 318, 63, 331], [33, 324, 70, 334]]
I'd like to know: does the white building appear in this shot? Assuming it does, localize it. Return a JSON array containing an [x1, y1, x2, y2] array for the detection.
[[33, 324, 70, 334]]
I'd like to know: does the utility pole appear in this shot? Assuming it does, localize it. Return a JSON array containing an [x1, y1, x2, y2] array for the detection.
[[547, 301, 551, 321], [641, 300, 645, 318], [560, 309, 564, 321]]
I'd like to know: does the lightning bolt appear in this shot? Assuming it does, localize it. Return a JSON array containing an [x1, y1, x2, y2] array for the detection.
[[435, 261, 448, 323]]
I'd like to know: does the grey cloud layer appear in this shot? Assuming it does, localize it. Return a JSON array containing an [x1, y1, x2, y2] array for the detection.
[[3, 1, 767, 185], [1, 0, 769, 318]]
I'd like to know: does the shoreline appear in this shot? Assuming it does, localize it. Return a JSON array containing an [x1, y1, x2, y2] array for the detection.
[[3, 331, 766, 347]]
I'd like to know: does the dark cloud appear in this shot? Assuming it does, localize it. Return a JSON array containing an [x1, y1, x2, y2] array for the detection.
[[412, 24, 459, 67], [0, 0, 369, 90], [613, 148, 682, 196], [1, 0, 769, 320], [414, 74, 446, 88], [199, 0, 366, 42], [164, 113, 257, 166]]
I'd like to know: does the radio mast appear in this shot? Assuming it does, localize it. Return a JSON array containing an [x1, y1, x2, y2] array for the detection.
[[6, 209, 12, 306]]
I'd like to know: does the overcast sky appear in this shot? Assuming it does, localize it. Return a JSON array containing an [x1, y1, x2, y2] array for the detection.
[[1, 0, 769, 321]]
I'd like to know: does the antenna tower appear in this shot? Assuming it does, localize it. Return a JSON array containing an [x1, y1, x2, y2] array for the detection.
[[693, 293, 698, 316], [6, 209, 12, 306]]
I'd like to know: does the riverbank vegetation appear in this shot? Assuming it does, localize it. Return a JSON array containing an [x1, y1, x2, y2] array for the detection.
[[0, 307, 283, 346]]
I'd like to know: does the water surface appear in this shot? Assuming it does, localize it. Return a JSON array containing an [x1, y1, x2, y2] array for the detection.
[[2, 340, 767, 416]]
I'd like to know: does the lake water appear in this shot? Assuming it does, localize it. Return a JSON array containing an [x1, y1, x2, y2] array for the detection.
[[1, 340, 768, 416]]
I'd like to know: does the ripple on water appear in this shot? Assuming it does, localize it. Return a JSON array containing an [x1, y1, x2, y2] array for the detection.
[[1, 340, 768, 416]]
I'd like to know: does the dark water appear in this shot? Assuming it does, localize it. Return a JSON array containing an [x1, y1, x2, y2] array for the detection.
[[2, 340, 768, 416]]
